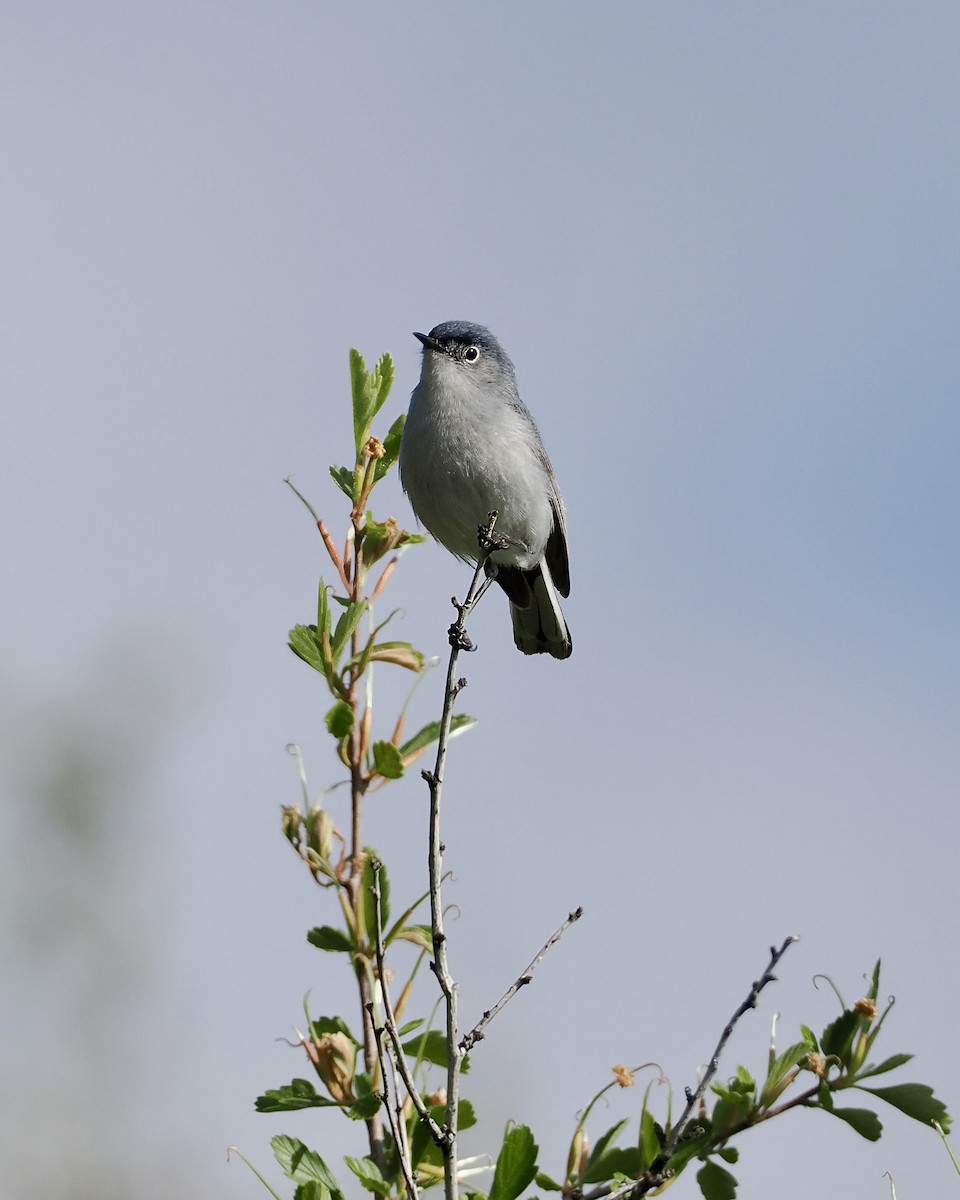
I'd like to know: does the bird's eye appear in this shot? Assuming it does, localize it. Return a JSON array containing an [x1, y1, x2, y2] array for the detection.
[[463, 345, 480, 363]]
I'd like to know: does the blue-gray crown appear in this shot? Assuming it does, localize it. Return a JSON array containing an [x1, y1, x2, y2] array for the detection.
[[424, 321, 513, 368]]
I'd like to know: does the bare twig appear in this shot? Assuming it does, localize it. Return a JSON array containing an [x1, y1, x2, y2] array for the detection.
[[604, 935, 800, 1200], [664, 937, 800, 1155], [422, 511, 503, 1200], [369, 1012, 420, 1200], [370, 861, 445, 1147], [460, 907, 584, 1052]]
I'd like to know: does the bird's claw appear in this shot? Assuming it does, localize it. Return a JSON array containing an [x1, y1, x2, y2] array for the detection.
[[447, 622, 476, 652]]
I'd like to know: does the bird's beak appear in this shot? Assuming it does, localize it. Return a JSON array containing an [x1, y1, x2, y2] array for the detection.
[[413, 331, 443, 352]]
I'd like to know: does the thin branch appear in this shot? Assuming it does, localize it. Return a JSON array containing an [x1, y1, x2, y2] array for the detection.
[[388, 1049, 418, 1198], [318, 518, 351, 591], [370, 860, 446, 1146], [604, 935, 800, 1200], [369, 1012, 420, 1200], [460, 907, 584, 1052], [663, 936, 799, 1157], [422, 511, 504, 1200]]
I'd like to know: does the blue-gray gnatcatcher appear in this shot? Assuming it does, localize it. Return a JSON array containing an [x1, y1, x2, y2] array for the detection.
[[399, 321, 572, 659]]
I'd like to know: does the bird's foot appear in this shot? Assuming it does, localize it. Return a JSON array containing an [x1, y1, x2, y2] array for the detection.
[[447, 621, 476, 652]]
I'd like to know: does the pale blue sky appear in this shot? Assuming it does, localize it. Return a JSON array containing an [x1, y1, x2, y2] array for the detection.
[[2, 4, 958, 1198]]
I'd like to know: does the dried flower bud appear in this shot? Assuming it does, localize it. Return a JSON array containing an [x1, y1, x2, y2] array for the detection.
[[311, 1031, 357, 1105], [855, 997, 877, 1020], [612, 1064, 635, 1088], [305, 806, 335, 864], [364, 437, 385, 460], [281, 806, 304, 847], [801, 1052, 827, 1077]]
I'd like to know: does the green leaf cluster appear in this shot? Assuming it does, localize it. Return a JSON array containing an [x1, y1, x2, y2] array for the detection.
[[553, 961, 951, 1200]]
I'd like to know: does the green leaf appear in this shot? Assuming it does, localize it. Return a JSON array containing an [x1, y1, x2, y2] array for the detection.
[[696, 1160, 738, 1200], [856, 1052, 913, 1079], [371, 740, 404, 780], [858, 1082, 952, 1132], [330, 464, 356, 501], [383, 886, 432, 946], [867, 959, 881, 1002], [311, 1015, 359, 1044], [343, 1072, 378, 1119], [271, 1135, 345, 1200], [663, 1125, 712, 1174], [410, 1099, 477, 1170], [391, 924, 432, 951], [712, 1079, 753, 1109], [350, 349, 395, 456], [490, 1125, 539, 1200], [586, 1118, 628, 1164], [401, 1030, 470, 1074], [800, 1024, 820, 1050], [374, 411, 406, 482], [371, 353, 394, 423], [350, 349, 372, 454], [362, 516, 406, 567], [582, 1147, 639, 1184], [344, 1156, 391, 1196], [760, 1041, 813, 1105], [307, 926, 354, 953], [458, 1098, 478, 1130], [317, 580, 332, 635], [358, 854, 390, 944], [535, 1173, 563, 1192], [294, 1184, 330, 1200], [821, 1008, 860, 1062], [348, 1091, 383, 1120], [734, 1065, 755, 1090], [825, 1106, 883, 1141], [366, 641, 426, 671], [638, 1108, 663, 1172], [399, 714, 477, 759], [717, 1147, 739, 1164], [325, 701, 354, 738], [331, 600, 368, 666], [256, 1079, 340, 1112], [289, 624, 326, 675]]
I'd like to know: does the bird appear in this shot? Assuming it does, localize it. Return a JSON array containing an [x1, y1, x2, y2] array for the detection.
[[399, 321, 571, 659]]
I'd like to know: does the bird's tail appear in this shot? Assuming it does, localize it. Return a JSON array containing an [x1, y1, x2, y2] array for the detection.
[[509, 562, 572, 659]]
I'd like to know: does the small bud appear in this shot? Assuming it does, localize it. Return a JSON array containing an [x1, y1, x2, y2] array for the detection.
[[566, 1126, 589, 1181], [801, 1052, 827, 1077], [854, 997, 877, 1020], [281, 805, 304, 847], [305, 806, 335, 863], [311, 1031, 357, 1105], [612, 1064, 635, 1088], [364, 437, 385, 460]]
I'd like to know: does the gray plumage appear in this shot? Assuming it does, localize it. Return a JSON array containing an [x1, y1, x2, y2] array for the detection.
[[399, 321, 572, 659]]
